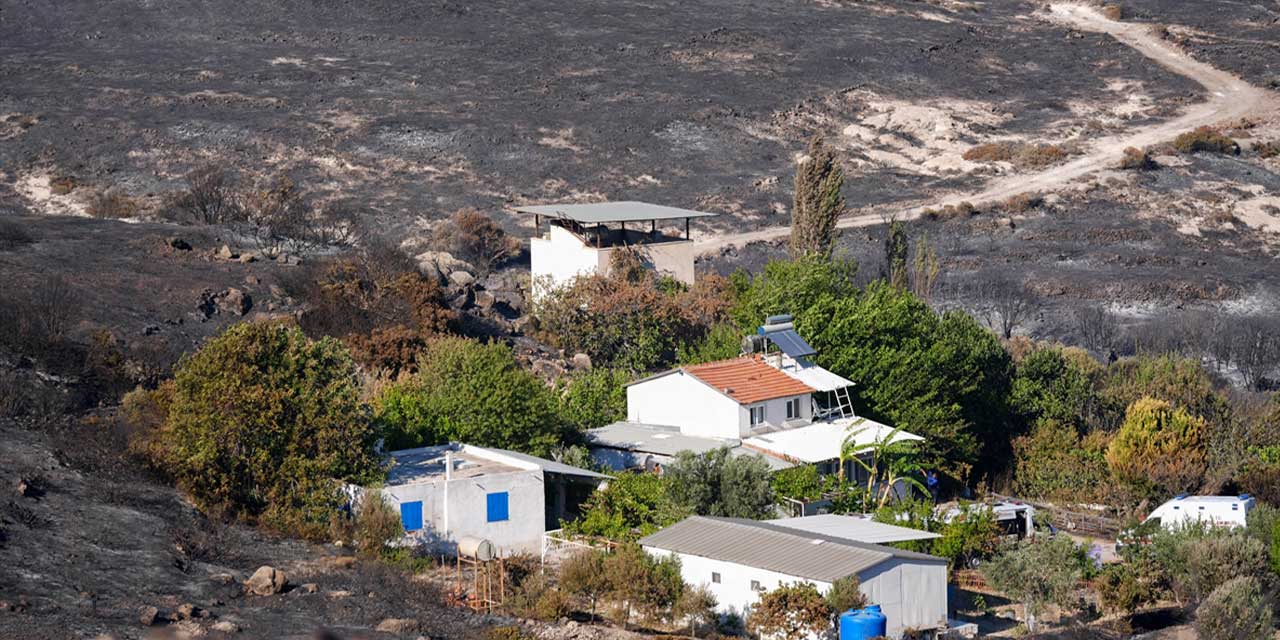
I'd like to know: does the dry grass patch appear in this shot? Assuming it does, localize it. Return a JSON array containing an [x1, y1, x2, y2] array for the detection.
[[962, 142, 1070, 169], [1118, 147, 1157, 171]]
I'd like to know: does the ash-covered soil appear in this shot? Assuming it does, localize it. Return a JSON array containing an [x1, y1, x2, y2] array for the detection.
[[1121, 0, 1280, 88], [0, 0, 1201, 237], [703, 148, 1280, 346], [0, 418, 485, 640]]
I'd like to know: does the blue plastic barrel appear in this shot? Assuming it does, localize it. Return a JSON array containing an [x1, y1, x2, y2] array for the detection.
[[839, 605, 887, 640]]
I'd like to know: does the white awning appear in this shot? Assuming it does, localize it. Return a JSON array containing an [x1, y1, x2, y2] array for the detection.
[[742, 417, 922, 463], [782, 364, 854, 392]]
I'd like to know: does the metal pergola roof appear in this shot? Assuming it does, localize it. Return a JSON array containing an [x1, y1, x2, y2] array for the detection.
[[512, 201, 719, 224]]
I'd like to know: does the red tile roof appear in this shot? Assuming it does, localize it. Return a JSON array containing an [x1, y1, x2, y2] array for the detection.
[[684, 356, 815, 405]]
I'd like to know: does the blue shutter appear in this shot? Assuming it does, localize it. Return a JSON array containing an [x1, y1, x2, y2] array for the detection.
[[486, 492, 509, 522], [400, 501, 423, 532]]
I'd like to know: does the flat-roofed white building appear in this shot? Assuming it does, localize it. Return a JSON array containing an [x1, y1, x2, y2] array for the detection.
[[514, 201, 718, 296], [641, 516, 949, 640], [373, 443, 609, 556]]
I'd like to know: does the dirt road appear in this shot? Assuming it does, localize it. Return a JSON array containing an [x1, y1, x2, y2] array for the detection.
[[697, 3, 1278, 253]]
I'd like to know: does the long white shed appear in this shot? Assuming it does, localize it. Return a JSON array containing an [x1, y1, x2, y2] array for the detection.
[[641, 516, 948, 640]]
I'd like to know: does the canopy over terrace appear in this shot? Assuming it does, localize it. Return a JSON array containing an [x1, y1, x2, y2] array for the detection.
[[514, 201, 718, 248]]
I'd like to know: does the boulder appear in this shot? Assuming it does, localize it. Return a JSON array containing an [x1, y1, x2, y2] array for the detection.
[[139, 605, 161, 626], [210, 621, 241, 634], [415, 251, 474, 284], [298, 583, 318, 594], [571, 353, 592, 371], [237, 252, 258, 264], [448, 270, 476, 287], [175, 603, 202, 620], [217, 245, 237, 260], [244, 566, 287, 596], [474, 290, 496, 310], [376, 619, 420, 633], [217, 288, 253, 316], [16, 478, 32, 497]]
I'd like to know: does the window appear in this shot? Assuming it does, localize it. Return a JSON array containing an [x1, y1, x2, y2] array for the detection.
[[486, 492, 509, 522], [711, 572, 721, 584], [785, 397, 801, 419], [400, 501, 423, 532], [749, 405, 766, 426], [750, 580, 762, 591]]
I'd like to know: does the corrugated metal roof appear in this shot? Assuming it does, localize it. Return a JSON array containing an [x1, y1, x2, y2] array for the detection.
[[685, 356, 816, 405], [476, 446, 613, 480], [640, 516, 945, 583], [766, 514, 941, 544], [513, 201, 719, 224], [587, 422, 795, 470]]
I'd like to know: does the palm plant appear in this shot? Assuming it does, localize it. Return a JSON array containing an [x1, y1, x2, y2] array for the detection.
[[841, 423, 929, 510]]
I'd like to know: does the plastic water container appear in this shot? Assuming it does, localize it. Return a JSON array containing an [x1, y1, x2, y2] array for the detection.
[[839, 605, 887, 640]]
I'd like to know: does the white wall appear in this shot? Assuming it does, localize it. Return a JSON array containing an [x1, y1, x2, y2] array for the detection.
[[627, 371, 742, 439], [381, 469, 547, 556], [644, 548, 947, 640], [640, 239, 697, 284], [530, 225, 608, 295], [858, 559, 948, 638], [744, 394, 812, 435]]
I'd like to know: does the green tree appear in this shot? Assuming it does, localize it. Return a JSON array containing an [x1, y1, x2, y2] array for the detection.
[[675, 584, 719, 639], [840, 423, 928, 509], [558, 367, 630, 431], [1010, 346, 1100, 429], [375, 336, 565, 456], [747, 582, 833, 640], [727, 254, 859, 332], [563, 472, 689, 541], [1106, 397, 1207, 496], [1012, 420, 1113, 502], [981, 536, 1084, 633], [789, 135, 845, 258], [800, 280, 1013, 480], [1195, 576, 1274, 640], [665, 448, 775, 519], [933, 505, 1001, 570], [603, 544, 684, 629], [872, 498, 940, 554], [560, 550, 609, 620], [884, 220, 908, 290], [824, 575, 868, 617], [678, 322, 745, 365], [158, 320, 381, 539]]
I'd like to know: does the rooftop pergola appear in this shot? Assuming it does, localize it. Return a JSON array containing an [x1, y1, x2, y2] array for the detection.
[[513, 201, 718, 248]]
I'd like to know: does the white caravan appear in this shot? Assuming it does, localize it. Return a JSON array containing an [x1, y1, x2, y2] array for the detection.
[[1143, 494, 1255, 531]]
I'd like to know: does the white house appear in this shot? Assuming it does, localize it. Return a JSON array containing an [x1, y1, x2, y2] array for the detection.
[[514, 201, 718, 295], [374, 443, 609, 556], [641, 516, 949, 640], [587, 318, 923, 493]]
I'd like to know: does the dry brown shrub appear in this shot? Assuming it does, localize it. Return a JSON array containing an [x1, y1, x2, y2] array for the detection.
[[49, 176, 77, 195], [1255, 141, 1280, 159], [1173, 127, 1240, 155], [1100, 4, 1124, 20], [87, 188, 139, 219], [1118, 147, 1157, 170], [1000, 193, 1043, 213], [924, 201, 979, 221], [433, 208, 521, 273], [962, 142, 1016, 163]]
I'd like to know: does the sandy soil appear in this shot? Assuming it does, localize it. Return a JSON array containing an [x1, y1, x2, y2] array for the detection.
[[697, 3, 1280, 253]]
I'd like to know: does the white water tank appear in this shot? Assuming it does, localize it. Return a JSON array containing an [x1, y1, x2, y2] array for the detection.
[[458, 536, 497, 562]]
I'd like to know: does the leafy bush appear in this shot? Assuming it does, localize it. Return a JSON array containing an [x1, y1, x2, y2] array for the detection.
[[1106, 397, 1207, 496], [0, 218, 33, 250], [771, 465, 838, 504], [1012, 420, 1116, 503], [534, 250, 730, 372], [1173, 127, 1240, 155], [665, 447, 775, 519], [1095, 561, 1161, 614], [559, 550, 609, 619], [557, 367, 629, 431], [933, 505, 1001, 570], [509, 572, 569, 621], [747, 582, 833, 640], [981, 536, 1084, 633], [1195, 576, 1274, 640], [152, 321, 382, 539], [1241, 463, 1280, 509], [374, 336, 565, 455], [825, 575, 868, 616], [562, 472, 688, 541], [1118, 146, 1157, 170], [354, 492, 405, 559], [602, 544, 684, 628], [433, 208, 521, 273], [1171, 533, 1269, 605]]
